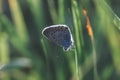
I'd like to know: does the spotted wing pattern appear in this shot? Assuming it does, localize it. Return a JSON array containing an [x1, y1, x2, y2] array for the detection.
[[42, 25, 73, 51]]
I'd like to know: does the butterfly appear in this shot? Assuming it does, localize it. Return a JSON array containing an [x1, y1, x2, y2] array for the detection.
[[42, 24, 74, 51]]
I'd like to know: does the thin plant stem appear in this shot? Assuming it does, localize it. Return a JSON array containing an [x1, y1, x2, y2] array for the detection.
[[71, 0, 83, 80], [71, 0, 82, 53], [74, 48, 79, 80], [83, 8, 99, 80]]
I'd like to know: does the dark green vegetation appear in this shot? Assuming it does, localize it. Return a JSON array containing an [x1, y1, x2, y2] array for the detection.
[[0, 0, 120, 80]]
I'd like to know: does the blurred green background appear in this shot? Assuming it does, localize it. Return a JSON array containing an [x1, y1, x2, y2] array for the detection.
[[0, 0, 120, 80]]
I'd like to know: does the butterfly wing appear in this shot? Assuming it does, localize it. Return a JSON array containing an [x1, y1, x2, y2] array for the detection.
[[42, 25, 73, 51]]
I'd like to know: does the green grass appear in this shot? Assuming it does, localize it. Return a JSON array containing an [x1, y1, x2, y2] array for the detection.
[[0, 0, 120, 80]]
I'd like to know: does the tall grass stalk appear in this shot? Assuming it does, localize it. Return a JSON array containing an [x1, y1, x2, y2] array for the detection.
[[8, 0, 29, 44], [41, 38, 50, 79], [74, 48, 79, 80], [71, 0, 81, 53], [83, 8, 99, 80], [41, 38, 53, 80], [71, 0, 83, 80], [92, 40, 99, 80], [41, 39, 48, 56], [27, 0, 44, 37]]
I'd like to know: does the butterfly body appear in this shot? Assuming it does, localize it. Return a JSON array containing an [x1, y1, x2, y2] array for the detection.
[[42, 24, 73, 51]]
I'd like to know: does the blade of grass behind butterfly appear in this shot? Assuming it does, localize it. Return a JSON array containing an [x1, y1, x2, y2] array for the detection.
[[58, 0, 65, 24], [41, 37, 67, 80], [47, 0, 67, 79], [52, 0, 72, 78], [71, 0, 83, 80], [27, 0, 50, 60], [27, 0, 45, 37], [58, 0, 67, 79], [27, 1, 52, 79], [47, 0, 58, 24], [40, 38, 52, 80], [8, 0, 29, 44], [94, 0, 120, 77], [71, 0, 84, 54]]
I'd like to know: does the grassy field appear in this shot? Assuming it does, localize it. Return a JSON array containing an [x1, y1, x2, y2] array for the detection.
[[0, 0, 120, 80]]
